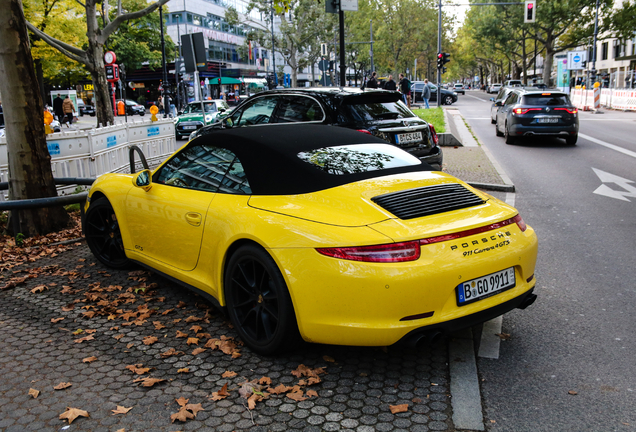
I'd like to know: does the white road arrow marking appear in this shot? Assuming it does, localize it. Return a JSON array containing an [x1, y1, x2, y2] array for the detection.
[[592, 168, 636, 201]]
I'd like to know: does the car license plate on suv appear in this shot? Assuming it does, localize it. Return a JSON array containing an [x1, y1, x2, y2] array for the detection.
[[537, 118, 558, 123], [396, 132, 422, 144], [457, 267, 515, 305], [183, 125, 197, 130]]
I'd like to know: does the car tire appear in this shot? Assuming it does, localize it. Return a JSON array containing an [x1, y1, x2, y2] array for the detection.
[[491, 116, 496, 124], [224, 244, 300, 355], [84, 197, 132, 269], [504, 122, 515, 144], [566, 134, 577, 145], [443, 96, 454, 105], [495, 121, 504, 137]]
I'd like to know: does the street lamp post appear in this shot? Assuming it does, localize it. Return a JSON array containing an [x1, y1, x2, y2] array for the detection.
[[159, 5, 169, 118], [590, 0, 599, 88]]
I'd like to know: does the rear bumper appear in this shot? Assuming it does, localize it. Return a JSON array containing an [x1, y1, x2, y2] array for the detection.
[[509, 122, 578, 137], [397, 288, 536, 346]]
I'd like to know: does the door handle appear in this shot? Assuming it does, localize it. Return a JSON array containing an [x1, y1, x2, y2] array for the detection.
[[185, 212, 202, 227]]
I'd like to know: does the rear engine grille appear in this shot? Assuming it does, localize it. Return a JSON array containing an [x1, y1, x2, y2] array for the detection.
[[372, 184, 485, 220]]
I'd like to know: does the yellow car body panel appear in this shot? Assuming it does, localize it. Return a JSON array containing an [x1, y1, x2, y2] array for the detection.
[[87, 166, 538, 347]]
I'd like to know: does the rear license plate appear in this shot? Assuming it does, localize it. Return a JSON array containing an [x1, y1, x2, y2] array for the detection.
[[537, 118, 558, 123], [183, 125, 197, 130], [396, 131, 422, 144], [457, 267, 515, 306]]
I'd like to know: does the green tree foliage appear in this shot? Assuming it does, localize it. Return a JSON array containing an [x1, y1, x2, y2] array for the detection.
[[610, 0, 636, 41], [106, 0, 176, 72]]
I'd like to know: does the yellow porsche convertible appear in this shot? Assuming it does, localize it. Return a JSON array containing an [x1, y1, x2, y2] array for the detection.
[[83, 124, 538, 354]]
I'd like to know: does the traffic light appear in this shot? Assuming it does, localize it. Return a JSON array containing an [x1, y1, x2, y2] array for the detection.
[[442, 52, 451, 65], [443, 67, 447, 75], [437, 53, 443, 69], [524, 0, 536, 23]]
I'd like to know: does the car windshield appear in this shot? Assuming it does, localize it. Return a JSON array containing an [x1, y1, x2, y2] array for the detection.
[[523, 94, 569, 105], [343, 101, 415, 122], [297, 143, 421, 175], [185, 103, 216, 113]]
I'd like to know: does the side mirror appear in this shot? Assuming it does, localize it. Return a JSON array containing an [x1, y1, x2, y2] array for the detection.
[[222, 118, 234, 129], [489, 97, 495, 101], [133, 169, 152, 192], [495, 101, 503, 106], [218, 108, 226, 113]]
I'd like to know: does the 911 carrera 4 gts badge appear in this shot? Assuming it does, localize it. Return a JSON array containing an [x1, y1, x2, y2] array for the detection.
[[450, 230, 512, 256]]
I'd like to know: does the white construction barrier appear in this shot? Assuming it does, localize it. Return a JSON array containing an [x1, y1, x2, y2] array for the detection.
[[570, 87, 636, 111], [0, 118, 176, 200]]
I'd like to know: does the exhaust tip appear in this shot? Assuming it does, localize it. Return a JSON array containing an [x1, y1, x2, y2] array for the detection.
[[517, 293, 537, 310]]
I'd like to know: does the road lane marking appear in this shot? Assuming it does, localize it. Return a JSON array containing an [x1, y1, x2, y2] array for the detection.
[[592, 168, 636, 201], [579, 133, 636, 158]]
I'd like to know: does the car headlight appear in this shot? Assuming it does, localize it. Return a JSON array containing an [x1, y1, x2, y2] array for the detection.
[[173, 118, 179, 124]]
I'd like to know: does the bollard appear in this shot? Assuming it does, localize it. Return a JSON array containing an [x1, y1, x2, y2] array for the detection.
[[593, 82, 603, 113]]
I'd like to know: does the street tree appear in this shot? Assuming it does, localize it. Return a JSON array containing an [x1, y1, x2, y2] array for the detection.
[[25, 0, 171, 126], [0, 0, 70, 236]]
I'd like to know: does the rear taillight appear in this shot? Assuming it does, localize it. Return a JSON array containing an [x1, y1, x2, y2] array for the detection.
[[356, 129, 372, 135], [316, 241, 421, 263], [555, 107, 578, 114], [513, 108, 541, 115], [316, 214, 529, 262], [429, 124, 439, 145]]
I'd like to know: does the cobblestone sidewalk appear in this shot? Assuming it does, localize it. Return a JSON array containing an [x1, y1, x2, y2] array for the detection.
[[0, 243, 453, 432]]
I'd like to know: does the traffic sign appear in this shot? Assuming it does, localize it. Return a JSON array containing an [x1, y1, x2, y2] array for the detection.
[[567, 50, 587, 70]]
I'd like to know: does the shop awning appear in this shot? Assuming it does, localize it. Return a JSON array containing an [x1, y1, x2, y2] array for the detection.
[[213, 77, 243, 85]]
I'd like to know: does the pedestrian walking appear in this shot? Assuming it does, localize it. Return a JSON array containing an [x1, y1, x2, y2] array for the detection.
[[157, 96, 164, 114], [53, 94, 64, 122], [398, 74, 412, 108], [367, 72, 379, 89], [62, 95, 75, 126], [422, 79, 431, 109], [384, 75, 397, 91]]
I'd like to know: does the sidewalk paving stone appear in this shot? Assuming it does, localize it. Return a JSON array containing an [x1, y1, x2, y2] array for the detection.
[[0, 242, 453, 431]]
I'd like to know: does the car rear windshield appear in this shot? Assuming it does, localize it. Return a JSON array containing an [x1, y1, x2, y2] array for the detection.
[[297, 143, 421, 175], [342, 102, 415, 122], [523, 94, 570, 105]]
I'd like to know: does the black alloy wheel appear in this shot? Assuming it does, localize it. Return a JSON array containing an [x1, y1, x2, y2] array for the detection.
[[504, 122, 515, 144], [225, 245, 299, 355], [84, 198, 131, 269], [444, 95, 454, 105]]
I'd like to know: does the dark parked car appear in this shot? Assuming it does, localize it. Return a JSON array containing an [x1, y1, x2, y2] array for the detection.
[[411, 82, 458, 105], [489, 86, 515, 124], [117, 99, 145, 116], [495, 88, 579, 145], [191, 88, 443, 170], [78, 99, 96, 116]]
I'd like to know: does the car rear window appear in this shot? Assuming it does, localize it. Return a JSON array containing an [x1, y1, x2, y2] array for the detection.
[[523, 94, 570, 105], [297, 143, 421, 175], [342, 102, 414, 122]]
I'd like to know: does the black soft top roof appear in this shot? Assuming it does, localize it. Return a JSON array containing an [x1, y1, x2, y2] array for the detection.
[[191, 124, 433, 195]]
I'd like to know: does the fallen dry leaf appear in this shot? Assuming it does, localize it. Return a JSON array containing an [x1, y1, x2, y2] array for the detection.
[[152, 321, 165, 330], [190, 325, 203, 333], [160, 348, 184, 358], [177, 368, 190, 373], [286, 390, 307, 402], [268, 384, 292, 395], [247, 393, 263, 410], [306, 390, 318, 397], [259, 376, 272, 385], [170, 407, 194, 423], [51, 317, 64, 323], [184, 403, 204, 417], [176, 397, 189, 407], [192, 348, 206, 355], [142, 336, 158, 345], [28, 388, 40, 398], [222, 371, 237, 378], [111, 405, 133, 415], [323, 355, 335, 362], [568, 390, 578, 395], [74, 335, 95, 344], [54, 382, 72, 390], [125, 364, 150, 375], [496, 333, 511, 340], [186, 337, 199, 346], [390, 404, 409, 414], [133, 377, 165, 387], [176, 331, 188, 338], [30, 285, 48, 293], [210, 383, 230, 401], [82, 356, 97, 363], [59, 407, 89, 424]]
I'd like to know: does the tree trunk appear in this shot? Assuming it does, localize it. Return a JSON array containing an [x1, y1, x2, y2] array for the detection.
[[542, 32, 554, 86], [0, 0, 70, 236]]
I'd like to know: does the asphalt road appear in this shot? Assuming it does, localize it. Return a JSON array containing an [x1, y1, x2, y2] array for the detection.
[[452, 90, 636, 431]]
